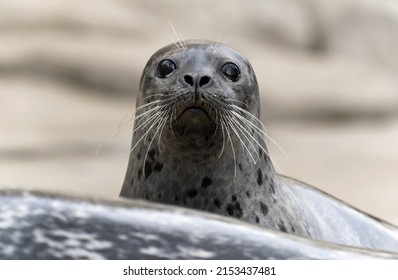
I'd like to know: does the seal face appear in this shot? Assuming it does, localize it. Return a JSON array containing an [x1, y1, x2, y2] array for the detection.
[[122, 40, 267, 216], [121, 40, 398, 252], [134, 40, 260, 158]]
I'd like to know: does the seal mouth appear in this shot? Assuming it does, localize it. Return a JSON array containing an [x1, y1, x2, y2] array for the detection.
[[171, 102, 216, 140], [174, 103, 214, 123], [179, 106, 211, 120]]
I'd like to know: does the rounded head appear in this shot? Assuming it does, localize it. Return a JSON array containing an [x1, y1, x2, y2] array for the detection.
[[136, 40, 260, 154]]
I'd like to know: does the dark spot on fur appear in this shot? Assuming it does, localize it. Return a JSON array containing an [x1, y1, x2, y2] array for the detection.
[[145, 194, 149, 200], [144, 162, 152, 179], [213, 198, 221, 208], [183, 200, 187, 206], [137, 152, 141, 160], [257, 169, 263, 185], [154, 162, 163, 172], [148, 148, 156, 161], [138, 168, 142, 180], [157, 193, 161, 199], [201, 177, 212, 189], [187, 188, 198, 198], [174, 195, 179, 202], [290, 224, 296, 233], [226, 202, 243, 218], [226, 204, 234, 216], [265, 174, 268, 182], [270, 183, 275, 195], [278, 220, 287, 233], [238, 163, 242, 171], [231, 194, 237, 201], [259, 202, 269, 216], [259, 148, 263, 157], [205, 135, 209, 141], [130, 177, 134, 186], [246, 191, 251, 198], [255, 216, 260, 223], [264, 154, 268, 163]]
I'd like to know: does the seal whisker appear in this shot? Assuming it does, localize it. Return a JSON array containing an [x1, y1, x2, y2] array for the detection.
[[134, 98, 178, 126], [225, 98, 249, 109], [229, 104, 266, 130], [137, 95, 177, 111], [230, 112, 262, 163], [180, 34, 187, 50], [230, 111, 283, 171], [143, 110, 170, 176], [228, 112, 260, 163], [212, 108, 220, 138], [134, 100, 163, 113], [168, 20, 185, 50], [215, 29, 225, 48], [230, 111, 267, 145], [229, 104, 289, 160], [134, 100, 173, 121], [217, 111, 227, 159], [143, 109, 170, 143], [169, 105, 178, 138], [166, 35, 181, 50], [131, 108, 169, 149], [142, 93, 170, 101], [117, 108, 135, 129], [219, 114, 237, 176], [157, 108, 172, 145], [134, 105, 164, 123], [133, 109, 165, 133]]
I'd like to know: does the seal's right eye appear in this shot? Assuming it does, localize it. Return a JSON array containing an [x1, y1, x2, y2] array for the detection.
[[157, 59, 177, 78]]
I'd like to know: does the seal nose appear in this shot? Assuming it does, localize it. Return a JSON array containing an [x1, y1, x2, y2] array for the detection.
[[183, 74, 212, 88]]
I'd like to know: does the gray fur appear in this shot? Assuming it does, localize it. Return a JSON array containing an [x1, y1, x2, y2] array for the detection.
[[1, 190, 397, 260], [121, 40, 398, 253]]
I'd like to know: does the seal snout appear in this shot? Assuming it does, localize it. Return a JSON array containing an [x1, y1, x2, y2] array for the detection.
[[182, 73, 213, 89]]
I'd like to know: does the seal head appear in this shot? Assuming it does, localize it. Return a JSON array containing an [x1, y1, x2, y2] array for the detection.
[[121, 40, 274, 222]]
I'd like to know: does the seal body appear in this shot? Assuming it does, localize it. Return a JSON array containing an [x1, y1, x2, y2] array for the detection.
[[1, 190, 397, 260], [121, 40, 398, 252]]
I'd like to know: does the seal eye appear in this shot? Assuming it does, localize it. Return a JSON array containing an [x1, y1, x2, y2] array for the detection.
[[221, 62, 240, 82], [157, 59, 177, 78]]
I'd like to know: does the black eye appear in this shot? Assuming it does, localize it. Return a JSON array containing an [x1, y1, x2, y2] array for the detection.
[[157, 59, 176, 78], [221, 62, 240, 82]]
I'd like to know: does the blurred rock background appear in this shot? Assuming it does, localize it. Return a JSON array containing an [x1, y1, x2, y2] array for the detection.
[[1, 0, 398, 224]]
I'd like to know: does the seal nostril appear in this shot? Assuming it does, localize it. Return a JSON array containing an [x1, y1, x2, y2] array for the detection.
[[199, 76, 210, 87], [184, 75, 194, 87]]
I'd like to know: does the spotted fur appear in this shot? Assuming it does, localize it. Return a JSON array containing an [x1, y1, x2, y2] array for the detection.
[[121, 40, 398, 253]]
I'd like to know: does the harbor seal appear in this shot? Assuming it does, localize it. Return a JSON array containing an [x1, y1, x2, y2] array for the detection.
[[121, 40, 398, 252], [1, 190, 397, 260]]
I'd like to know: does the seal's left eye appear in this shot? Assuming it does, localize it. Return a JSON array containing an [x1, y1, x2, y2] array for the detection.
[[221, 62, 240, 82], [157, 59, 177, 78]]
